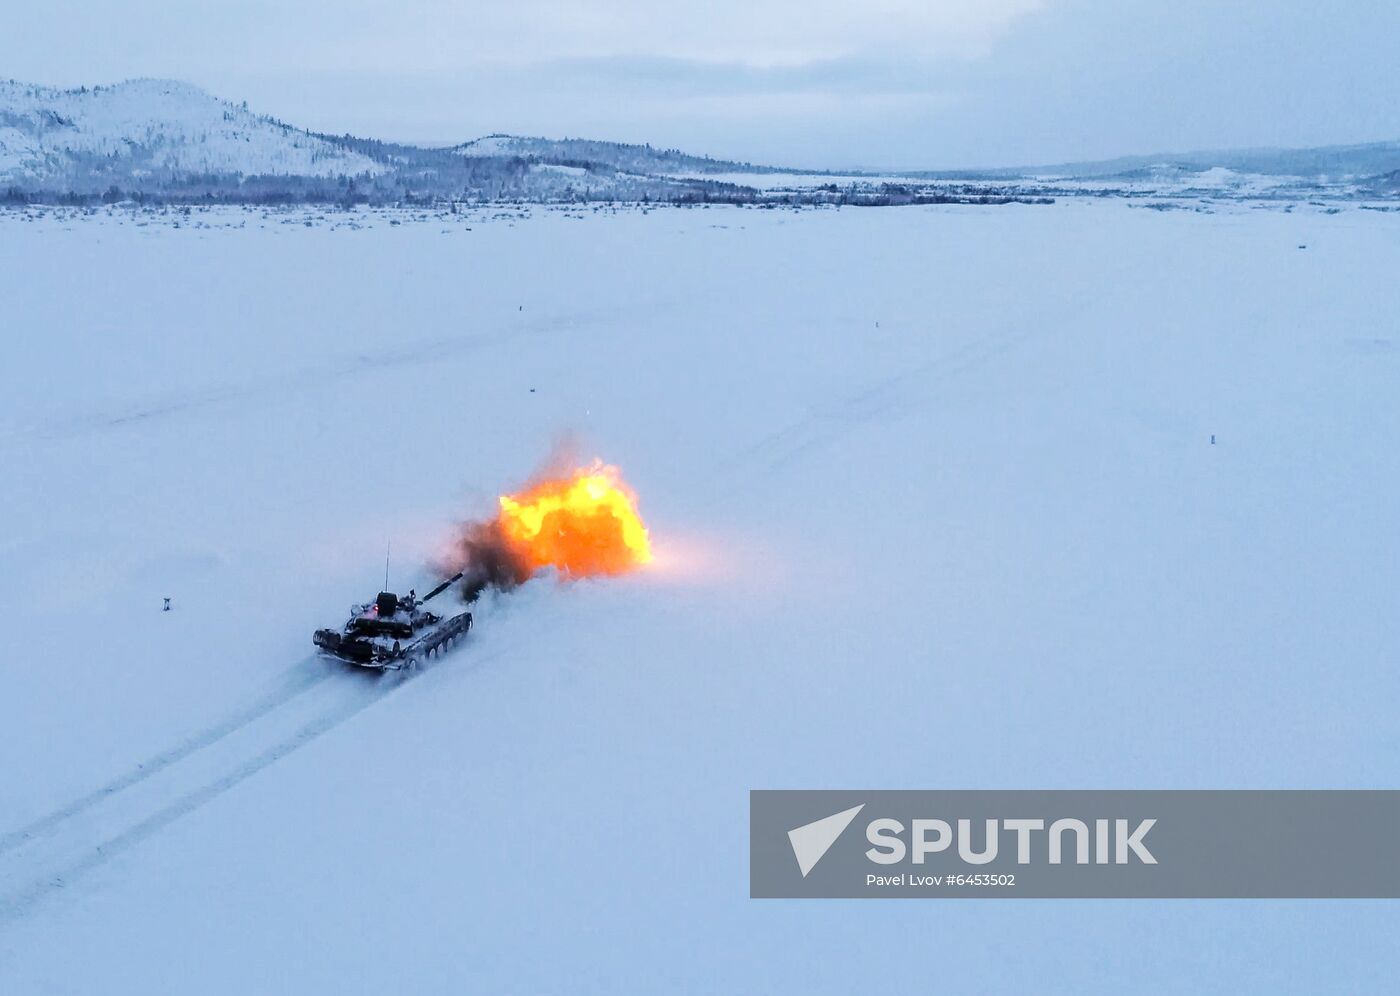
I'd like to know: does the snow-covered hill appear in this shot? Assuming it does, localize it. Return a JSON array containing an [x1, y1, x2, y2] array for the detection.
[[0, 79, 776, 204], [456, 133, 787, 177], [0, 79, 384, 188]]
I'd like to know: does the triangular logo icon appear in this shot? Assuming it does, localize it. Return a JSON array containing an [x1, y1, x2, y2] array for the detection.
[[788, 804, 865, 877]]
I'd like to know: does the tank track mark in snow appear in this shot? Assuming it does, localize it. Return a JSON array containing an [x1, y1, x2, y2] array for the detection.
[[0, 661, 333, 859]]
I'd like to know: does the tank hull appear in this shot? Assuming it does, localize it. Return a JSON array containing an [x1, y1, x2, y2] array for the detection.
[[314, 611, 473, 670]]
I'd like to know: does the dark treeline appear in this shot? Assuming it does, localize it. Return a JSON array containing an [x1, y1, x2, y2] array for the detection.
[[2, 182, 1054, 209]]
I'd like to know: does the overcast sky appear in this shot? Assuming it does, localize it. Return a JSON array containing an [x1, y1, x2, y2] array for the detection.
[[7, 0, 1400, 169]]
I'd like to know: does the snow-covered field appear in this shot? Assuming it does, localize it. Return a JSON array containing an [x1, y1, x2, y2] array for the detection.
[[1, 199, 1397, 992]]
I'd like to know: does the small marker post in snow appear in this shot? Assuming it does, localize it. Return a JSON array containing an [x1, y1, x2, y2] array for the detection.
[[163, 597, 171, 612], [1210, 434, 1216, 445]]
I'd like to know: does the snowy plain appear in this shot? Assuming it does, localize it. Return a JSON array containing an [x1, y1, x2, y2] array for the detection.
[[1, 197, 1398, 992]]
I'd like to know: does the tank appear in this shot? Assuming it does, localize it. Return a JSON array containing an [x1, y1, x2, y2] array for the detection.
[[313, 571, 472, 670]]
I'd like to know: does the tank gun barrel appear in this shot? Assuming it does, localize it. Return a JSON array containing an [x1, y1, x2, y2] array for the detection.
[[421, 571, 465, 603]]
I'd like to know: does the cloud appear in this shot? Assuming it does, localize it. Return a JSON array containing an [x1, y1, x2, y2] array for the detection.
[[290, 0, 1046, 72], [518, 54, 965, 99]]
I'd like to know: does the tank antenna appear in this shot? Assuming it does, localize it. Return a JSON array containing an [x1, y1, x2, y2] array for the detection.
[[385, 541, 391, 591]]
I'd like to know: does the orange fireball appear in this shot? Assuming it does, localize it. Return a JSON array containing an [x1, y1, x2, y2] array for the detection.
[[496, 461, 651, 578]]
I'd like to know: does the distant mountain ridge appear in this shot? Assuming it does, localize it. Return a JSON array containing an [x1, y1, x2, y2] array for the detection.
[[925, 140, 1400, 182]]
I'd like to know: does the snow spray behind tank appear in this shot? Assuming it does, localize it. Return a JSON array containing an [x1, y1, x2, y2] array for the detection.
[[435, 449, 652, 602]]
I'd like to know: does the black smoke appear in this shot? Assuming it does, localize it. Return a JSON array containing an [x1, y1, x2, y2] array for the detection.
[[436, 520, 531, 603]]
